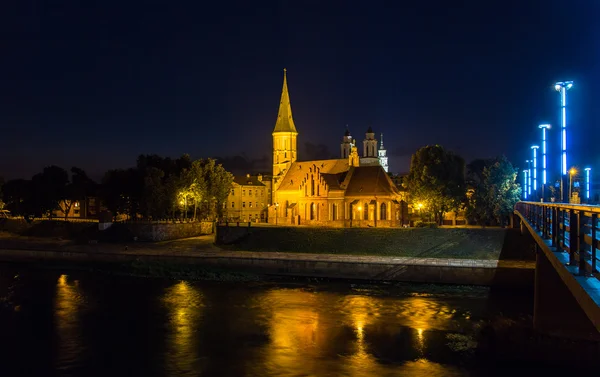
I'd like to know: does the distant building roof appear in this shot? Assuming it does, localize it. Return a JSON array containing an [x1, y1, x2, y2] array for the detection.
[[233, 175, 266, 187]]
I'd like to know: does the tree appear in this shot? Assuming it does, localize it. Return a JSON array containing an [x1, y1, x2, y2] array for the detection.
[[140, 167, 166, 218], [466, 156, 521, 226], [32, 166, 69, 218], [407, 145, 466, 225], [100, 168, 142, 219], [200, 158, 233, 220], [2, 179, 33, 216]]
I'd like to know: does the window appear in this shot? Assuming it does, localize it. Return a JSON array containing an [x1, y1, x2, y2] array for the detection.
[[242, 189, 246, 196], [242, 202, 246, 208], [364, 203, 369, 220], [249, 189, 252, 196], [249, 202, 253, 208], [255, 202, 258, 208], [231, 189, 235, 195], [310, 202, 315, 220], [332, 203, 337, 220], [380, 203, 387, 220], [231, 202, 235, 208]]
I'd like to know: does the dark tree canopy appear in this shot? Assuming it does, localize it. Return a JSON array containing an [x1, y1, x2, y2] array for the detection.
[[407, 145, 466, 224]]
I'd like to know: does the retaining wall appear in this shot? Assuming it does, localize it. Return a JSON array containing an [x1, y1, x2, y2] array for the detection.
[[124, 221, 214, 242]]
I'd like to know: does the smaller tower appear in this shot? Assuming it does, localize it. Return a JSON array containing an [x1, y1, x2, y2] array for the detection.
[[349, 139, 360, 167], [340, 126, 353, 158], [378, 133, 389, 172], [362, 126, 378, 157], [360, 126, 379, 166]]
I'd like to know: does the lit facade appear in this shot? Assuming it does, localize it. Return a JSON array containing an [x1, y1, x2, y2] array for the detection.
[[270, 70, 406, 227], [225, 174, 270, 222]]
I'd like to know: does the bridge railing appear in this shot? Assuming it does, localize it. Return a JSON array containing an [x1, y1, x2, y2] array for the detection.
[[515, 202, 599, 278]]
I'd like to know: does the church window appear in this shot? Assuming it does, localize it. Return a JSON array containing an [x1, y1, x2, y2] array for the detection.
[[380, 203, 387, 220], [364, 203, 369, 220], [285, 152, 287, 158], [332, 204, 337, 220], [317, 185, 320, 196], [311, 176, 315, 196], [310, 203, 316, 220]]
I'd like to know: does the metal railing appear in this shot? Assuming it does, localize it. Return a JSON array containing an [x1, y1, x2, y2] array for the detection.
[[515, 202, 599, 277]]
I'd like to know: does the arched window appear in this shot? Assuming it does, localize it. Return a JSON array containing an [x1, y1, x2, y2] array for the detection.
[[380, 203, 387, 220], [317, 185, 320, 196], [364, 203, 369, 220], [285, 200, 289, 217], [311, 176, 315, 196], [332, 203, 337, 220], [310, 202, 315, 220]]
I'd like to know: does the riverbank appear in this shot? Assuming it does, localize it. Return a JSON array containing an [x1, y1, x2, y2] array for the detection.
[[0, 236, 534, 287]]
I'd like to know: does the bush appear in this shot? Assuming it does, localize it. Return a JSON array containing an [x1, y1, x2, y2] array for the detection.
[[414, 221, 438, 228]]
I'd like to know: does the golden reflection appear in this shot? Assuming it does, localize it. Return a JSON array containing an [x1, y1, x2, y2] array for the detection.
[[261, 289, 322, 375], [54, 274, 84, 367], [162, 281, 204, 376], [343, 295, 379, 375]]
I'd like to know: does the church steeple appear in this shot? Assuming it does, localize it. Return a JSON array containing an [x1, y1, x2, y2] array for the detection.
[[273, 68, 297, 133], [272, 69, 298, 184], [378, 132, 389, 172]]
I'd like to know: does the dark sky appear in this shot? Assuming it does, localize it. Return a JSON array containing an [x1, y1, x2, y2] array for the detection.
[[1, 0, 599, 181]]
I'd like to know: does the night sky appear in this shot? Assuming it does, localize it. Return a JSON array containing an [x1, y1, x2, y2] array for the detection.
[[1, 1, 599, 181]]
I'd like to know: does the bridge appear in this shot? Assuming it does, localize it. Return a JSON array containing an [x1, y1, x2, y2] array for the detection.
[[514, 202, 600, 341]]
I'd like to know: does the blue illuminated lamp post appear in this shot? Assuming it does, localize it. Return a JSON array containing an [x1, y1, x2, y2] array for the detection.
[[585, 167, 591, 201], [523, 170, 529, 199], [555, 81, 573, 202], [531, 145, 539, 198], [538, 124, 551, 201], [526, 160, 532, 196]]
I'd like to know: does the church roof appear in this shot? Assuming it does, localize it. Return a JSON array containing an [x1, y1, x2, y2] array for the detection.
[[276, 159, 349, 191], [367, 126, 373, 133], [344, 166, 399, 197], [273, 69, 298, 134]]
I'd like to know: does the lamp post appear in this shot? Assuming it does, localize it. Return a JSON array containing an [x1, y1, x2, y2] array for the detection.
[[555, 81, 573, 201], [275, 202, 279, 225], [525, 160, 532, 197], [538, 124, 551, 201], [568, 168, 577, 203], [531, 145, 539, 198], [523, 170, 528, 199], [585, 167, 591, 202]]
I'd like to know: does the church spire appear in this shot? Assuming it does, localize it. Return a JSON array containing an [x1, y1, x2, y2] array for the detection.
[[273, 68, 297, 133]]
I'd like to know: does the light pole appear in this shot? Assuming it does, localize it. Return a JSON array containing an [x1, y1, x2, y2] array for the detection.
[[568, 168, 577, 203], [275, 202, 279, 225], [531, 145, 539, 198], [523, 170, 528, 199], [585, 167, 591, 202], [539, 124, 551, 200], [555, 81, 573, 201], [525, 160, 532, 196]]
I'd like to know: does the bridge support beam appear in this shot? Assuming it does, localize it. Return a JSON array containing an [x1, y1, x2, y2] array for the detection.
[[534, 250, 600, 341]]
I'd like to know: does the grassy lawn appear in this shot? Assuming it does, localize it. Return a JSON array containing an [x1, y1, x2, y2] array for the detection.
[[224, 227, 507, 260]]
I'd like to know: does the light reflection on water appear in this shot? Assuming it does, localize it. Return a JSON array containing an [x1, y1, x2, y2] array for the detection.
[[1, 269, 524, 376]]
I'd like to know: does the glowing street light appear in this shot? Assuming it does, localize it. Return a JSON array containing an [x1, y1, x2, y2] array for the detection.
[[538, 124, 550, 185], [555, 81, 573, 202], [531, 145, 539, 193], [568, 167, 577, 203], [585, 167, 591, 200], [523, 170, 529, 199], [525, 160, 531, 196]]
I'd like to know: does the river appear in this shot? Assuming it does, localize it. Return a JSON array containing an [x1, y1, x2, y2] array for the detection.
[[0, 264, 568, 376]]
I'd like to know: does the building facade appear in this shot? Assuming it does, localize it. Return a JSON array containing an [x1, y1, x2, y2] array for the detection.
[[226, 174, 270, 222], [269, 70, 406, 227]]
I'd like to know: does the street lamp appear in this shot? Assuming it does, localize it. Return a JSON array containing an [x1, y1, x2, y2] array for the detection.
[[525, 160, 532, 196], [555, 81, 573, 201], [568, 167, 577, 203], [539, 124, 551, 200], [523, 170, 528, 199], [585, 167, 591, 201], [274, 202, 279, 225], [531, 145, 539, 194]]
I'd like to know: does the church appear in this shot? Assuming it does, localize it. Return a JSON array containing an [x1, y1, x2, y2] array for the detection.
[[269, 70, 406, 227]]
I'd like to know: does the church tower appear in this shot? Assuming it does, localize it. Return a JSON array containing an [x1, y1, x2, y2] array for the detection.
[[272, 69, 298, 185], [360, 126, 379, 166], [378, 133, 389, 172], [362, 126, 378, 157], [340, 126, 353, 158]]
